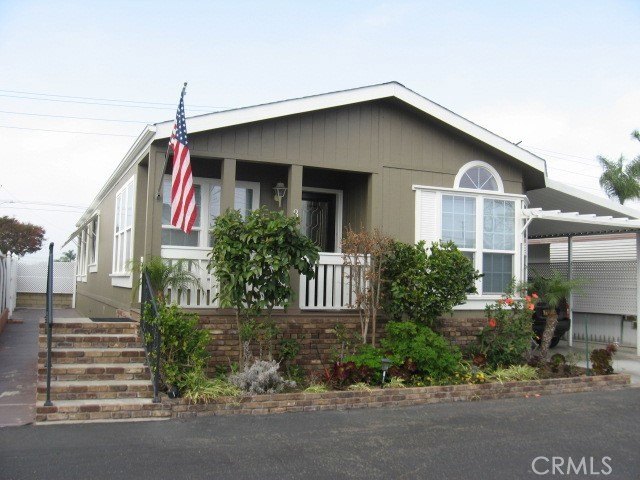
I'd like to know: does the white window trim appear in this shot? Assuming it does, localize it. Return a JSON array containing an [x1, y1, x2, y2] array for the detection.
[[454, 160, 505, 193], [302, 186, 344, 253], [111, 176, 136, 288], [76, 228, 88, 283], [413, 185, 526, 310], [88, 213, 100, 273], [161, 175, 260, 252]]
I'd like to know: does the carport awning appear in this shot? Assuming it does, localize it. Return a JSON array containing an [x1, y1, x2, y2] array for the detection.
[[524, 208, 640, 239], [525, 179, 640, 238]]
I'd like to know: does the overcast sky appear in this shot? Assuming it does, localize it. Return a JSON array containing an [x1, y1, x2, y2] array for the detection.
[[1, 0, 639, 261]]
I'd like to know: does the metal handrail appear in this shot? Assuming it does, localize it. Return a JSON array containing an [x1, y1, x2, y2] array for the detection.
[[43, 242, 54, 407], [140, 270, 161, 403]]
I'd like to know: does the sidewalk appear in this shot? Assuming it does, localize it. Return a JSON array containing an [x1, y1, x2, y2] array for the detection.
[[0, 308, 78, 427]]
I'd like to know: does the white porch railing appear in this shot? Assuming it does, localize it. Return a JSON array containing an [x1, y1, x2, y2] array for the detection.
[[299, 252, 360, 310], [160, 249, 358, 311], [160, 248, 219, 309]]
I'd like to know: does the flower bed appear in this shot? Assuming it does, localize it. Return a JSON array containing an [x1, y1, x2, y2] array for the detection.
[[163, 373, 630, 418]]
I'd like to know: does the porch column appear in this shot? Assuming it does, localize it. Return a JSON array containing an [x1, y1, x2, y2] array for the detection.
[[636, 233, 640, 356], [144, 145, 164, 259], [286, 164, 303, 217], [568, 235, 573, 347], [287, 164, 303, 308], [220, 158, 237, 213]]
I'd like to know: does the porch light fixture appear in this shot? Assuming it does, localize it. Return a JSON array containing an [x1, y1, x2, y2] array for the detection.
[[273, 182, 287, 208], [381, 358, 392, 386]]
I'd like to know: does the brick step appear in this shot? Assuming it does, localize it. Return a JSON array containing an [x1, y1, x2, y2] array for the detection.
[[39, 334, 141, 349], [37, 380, 154, 401], [38, 348, 146, 364], [38, 363, 150, 381], [36, 398, 170, 423], [39, 320, 138, 335]]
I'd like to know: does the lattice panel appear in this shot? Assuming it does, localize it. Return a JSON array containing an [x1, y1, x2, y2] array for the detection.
[[529, 261, 636, 315], [16, 261, 76, 294]]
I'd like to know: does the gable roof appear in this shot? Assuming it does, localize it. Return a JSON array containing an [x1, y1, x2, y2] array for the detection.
[[153, 81, 548, 175]]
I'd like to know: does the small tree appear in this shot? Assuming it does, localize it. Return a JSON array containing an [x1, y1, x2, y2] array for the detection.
[[382, 241, 480, 326], [0, 216, 45, 256], [208, 207, 319, 368], [131, 256, 202, 302], [342, 227, 392, 346], [56, 249, 76, 262], [529, 271, 583, 359]]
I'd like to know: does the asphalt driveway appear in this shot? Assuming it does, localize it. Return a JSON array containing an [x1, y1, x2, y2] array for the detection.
[[1, 387, 639, 479]]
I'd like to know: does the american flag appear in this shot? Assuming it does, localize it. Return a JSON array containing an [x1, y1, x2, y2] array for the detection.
[[169, 84, 197, 234]]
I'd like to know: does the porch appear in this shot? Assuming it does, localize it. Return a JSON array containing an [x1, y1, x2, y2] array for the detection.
[[158, 157, 372, 311]]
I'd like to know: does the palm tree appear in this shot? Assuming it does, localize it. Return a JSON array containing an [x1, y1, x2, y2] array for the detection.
[[598, 130, 640, 205], [131, 256, 202, 302]]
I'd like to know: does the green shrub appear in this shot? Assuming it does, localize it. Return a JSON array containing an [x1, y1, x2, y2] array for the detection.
[[180, 368, 241, 403], [470, 293, 535, 368], [382, 241, 480, 326], [381, 321, 462, 382], [143, 302, 210, 390], [489, 365, 539, 383]]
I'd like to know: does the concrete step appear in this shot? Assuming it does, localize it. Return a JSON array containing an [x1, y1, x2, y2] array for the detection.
[[37, 380, 154, 401], [39, 334, 141, 349], [35, 398, 170, 423], [39, 319, 138, 335], [38, 348, 146, 364], [38, 363, 151, 381]]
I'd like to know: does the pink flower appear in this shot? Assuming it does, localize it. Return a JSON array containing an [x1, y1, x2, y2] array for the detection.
[[532, 293, 539, 299], [505, 298, 513, 305]]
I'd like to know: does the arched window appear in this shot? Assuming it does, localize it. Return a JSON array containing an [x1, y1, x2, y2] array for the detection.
[[454, 161, 503, 192]]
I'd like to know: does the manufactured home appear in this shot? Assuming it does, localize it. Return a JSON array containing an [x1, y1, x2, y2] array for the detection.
[[66, 82, 640, 352]]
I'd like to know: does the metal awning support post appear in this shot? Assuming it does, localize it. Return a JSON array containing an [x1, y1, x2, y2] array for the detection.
[[568, 235, 573, 347], [636, 233, 640, 356]]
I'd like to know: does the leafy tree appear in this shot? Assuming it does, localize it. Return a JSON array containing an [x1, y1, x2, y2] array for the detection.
[[56, 249, 76, 262], [0, 216, 45, 256], [342, 227, 393, 346], [382, 241, 480, 326], [208, 207, 319, 367], [598, 130, 640, 204]]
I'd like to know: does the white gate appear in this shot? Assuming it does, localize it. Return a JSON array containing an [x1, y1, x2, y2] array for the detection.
[[0, 252, 18, 317]]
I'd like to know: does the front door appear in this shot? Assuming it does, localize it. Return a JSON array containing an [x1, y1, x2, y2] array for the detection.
[[301, 191, 338, 252]]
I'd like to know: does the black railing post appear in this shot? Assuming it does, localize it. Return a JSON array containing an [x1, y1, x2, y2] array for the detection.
[[141, 269, 162, 403], [44, 242, 54, 407]]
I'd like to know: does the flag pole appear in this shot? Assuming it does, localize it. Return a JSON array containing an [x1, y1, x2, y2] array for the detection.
[[156, 82, 188, 199]]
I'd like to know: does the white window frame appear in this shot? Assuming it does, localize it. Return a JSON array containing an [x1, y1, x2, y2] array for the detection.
[[88, 213, 100, 273], [414, 185, 527, 310], [76, 228, 88, 282], [110, 176, 136, 288], [161, 175, 260, 252], [454, 160, 505, 192]]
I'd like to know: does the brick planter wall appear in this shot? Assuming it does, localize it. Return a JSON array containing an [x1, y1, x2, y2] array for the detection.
[[435, 317, 488, 347], [197, 311, 380, 374], [16, 292, 72, 309], [35, 373, 631, 422], [167, 373, 631, 419]]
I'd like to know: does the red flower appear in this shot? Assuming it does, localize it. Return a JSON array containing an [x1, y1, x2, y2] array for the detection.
[[532, 293, 539, 299], [488, 318, 497, 328], [505, 298, 513, 305]]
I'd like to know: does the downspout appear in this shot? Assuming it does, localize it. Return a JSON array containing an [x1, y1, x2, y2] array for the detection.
[[567, 235, 573, 347]]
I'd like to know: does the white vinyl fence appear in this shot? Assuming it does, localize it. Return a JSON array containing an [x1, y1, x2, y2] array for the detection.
[[17, 260, 76, 295], [0, 253, 18, 317]]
